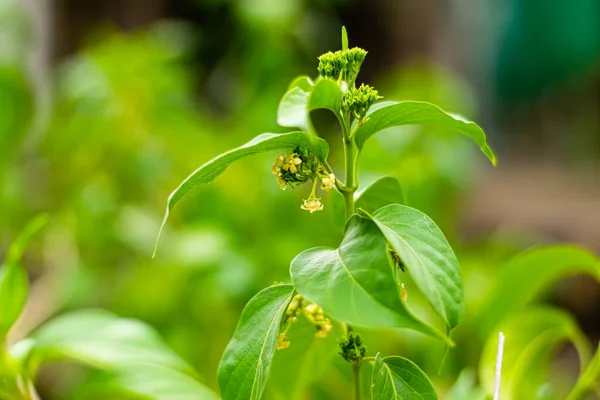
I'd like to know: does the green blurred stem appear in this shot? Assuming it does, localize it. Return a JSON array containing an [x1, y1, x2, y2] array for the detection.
[[353, 363, 361, 400]]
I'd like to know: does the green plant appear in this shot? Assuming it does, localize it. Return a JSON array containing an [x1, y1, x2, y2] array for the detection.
[[156, 27, 497, 399]]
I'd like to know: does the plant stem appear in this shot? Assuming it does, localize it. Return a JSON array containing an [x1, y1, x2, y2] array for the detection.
[[342, 134, 358, 220], [353, 363, 361, 400]]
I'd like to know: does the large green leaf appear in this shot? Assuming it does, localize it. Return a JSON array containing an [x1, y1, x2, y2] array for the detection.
[[309, 78, 343, 123], [77, 363, 219, 400], [0, 263, 28, 337], [567, 342, 600, 400], [218, 284, 294, 400], [363, 204, 463, 330], [354, 101, 496, 165], [479, 307, 590, 400], [27, 309, 194, 374], [155, 132, 329, 255], [355, 176, 404, 213], [371, 353, 438, 400], [478, 245, 600, 337], [290, 215, 450, 343]]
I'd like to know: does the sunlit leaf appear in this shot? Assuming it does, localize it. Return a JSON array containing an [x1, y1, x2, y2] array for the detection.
[[290, 215, 450, 343], [371, 352, 438, 400], [363, 204, 463, 330], [479, 307, 590, 400], [567, 342, 600, 400], [478, 245, 600, 337], [0, 263, 28, 337], [77, 363, 219, 400], [218, 284, 294, 400], [354, 176, 404, 213], [155, 132, 329, 255], [354, 101, 496, 165], [28, 309, 194, 374]]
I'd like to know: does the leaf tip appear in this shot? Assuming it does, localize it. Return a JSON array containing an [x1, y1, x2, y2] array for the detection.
[[341, 26, 348, 50]]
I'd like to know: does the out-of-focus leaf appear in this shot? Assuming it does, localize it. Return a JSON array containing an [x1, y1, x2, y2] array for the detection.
[[28, 309, 194, 375], [77, 363, 219, 400], [354, 176, 404, 214], [218, 284, 294, 400], [155, 132, 329, 255], [446, 368, 486, 400], [0, 263, 28, 337], [6, 214, 49, 264], [371, 353, 438, 400], [567, 342, 600, 400], [479, 307, 590, 400], [478, 245, 600, 337], [363, 204, 463, 330], [290, 215, 450, 343], [354, 101, 496, 165]]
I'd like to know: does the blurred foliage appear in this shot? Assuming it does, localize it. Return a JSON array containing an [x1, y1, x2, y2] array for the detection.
[[0, 0, 599, 399]]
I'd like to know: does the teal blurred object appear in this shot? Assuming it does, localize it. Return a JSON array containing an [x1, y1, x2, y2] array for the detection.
[[496, 0, 600, 101]]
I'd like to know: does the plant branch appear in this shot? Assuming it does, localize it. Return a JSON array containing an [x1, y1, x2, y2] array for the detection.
[[353, 363, 361, 400]]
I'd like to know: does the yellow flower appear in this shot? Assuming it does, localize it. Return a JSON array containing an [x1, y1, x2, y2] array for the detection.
[[320, 173, 335, 191], [315, 319, 332, 338], [272, 154, 285, 174], [301, 198, 323, 213], [276, 175, 287, 190], [282, 153, 303, 174], [276, 333, 290, 350]]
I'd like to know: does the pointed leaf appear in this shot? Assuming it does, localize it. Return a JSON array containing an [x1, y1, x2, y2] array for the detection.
[[342, 26, 348, 51], [363, 204, 463, 330], [479, 307, 591, 400], [355, 176, 404, 213], [354, 101, 496, 165], [29, 309, 194, 374], [372, 353, 438, 400], [567, 342, 600, 400], [290, 215, 450, 343], [218, 284, 294, 400], [479, 245, 600, 337], [0, 263, 28, 337], [156, 132, 329, 255]]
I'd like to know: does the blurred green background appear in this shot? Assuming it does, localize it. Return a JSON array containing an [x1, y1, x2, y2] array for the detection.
[[1, 0, 599, 398]]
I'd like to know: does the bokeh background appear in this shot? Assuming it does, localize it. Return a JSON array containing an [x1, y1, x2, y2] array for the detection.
[[1, 0, 599, 398]]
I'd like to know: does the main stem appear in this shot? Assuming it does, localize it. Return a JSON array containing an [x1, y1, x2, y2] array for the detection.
[[353, 364, 361, 400]]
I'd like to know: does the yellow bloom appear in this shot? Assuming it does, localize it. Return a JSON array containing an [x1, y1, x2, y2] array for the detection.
[[276, 175, 287, 190], [276, 333, 290, 350], [315, 319, 332, 338], [282, 153, 303, 174], [272, 154, 285, 174], [301, 198, 323, 213], [321, 173, 335, 191]]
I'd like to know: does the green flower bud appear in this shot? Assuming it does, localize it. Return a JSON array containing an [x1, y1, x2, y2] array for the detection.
[[342, 84, 380, 120], [317, 47, 367, 84], [338, 331, 367, 364]]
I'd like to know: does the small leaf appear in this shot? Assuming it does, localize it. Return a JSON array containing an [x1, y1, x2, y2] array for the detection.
[[354, 176, 404, 213], [363, 204, 463, 330], [342, 26, 348, 50], [567, 342, 600, 400], [478, 245, 600, 337], [278, 78, 314, 132], [479, 307, 591, 400], [290, 215, 450, 343], [28, 309, 194, 374], [0, 263, 28, 337], [354, 101, 496, 165], [155, 132, 329, 255], [372, 353, 438, 400], [309, 78, 343, 124], [218, 284, 294, 400], [77, 363, 219, 400]]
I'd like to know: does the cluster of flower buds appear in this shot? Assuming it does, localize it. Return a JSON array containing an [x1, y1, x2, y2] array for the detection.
[[276, 296, 333, 351], [343, 84, 380, 120], [339, 331, 367, 364], [317, 47, 367, 85], [304, 303, 333, 338]]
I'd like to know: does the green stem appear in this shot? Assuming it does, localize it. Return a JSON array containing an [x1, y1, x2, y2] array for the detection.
[[342, 133, 358, 220], [353, 363, 361, 400]]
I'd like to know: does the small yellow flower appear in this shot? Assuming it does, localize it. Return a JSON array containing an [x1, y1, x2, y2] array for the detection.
[[276, 333, 290, 350], [301, 198, 324, 213], [272, 154, 285, 174], [276, 175, 287, 190], [321, 173, 336, 191], [283, 153, 303, 174], [315, 319, 332, 338]]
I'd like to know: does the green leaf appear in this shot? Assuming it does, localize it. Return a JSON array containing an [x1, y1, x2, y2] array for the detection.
[[28, 309, 194, 374], [363, 204, 463, 330], [478, 245, 600, 337], [355, 176, 404, 213], [371, 353, 438, 400], [218, 284, 294, 400], [6, 214, 49, 265], [567, 342, 600, 400], [446, 368, 486, 400], [309, 78, 343, 123], [354, 101, 496, 165], [155, 132, 329, 256], [77, 363, 219, 400], [290, 215, 450, 343], [0, 263, 28, 337], [479, 307, 590, 400], [342, 26, 348, 50]]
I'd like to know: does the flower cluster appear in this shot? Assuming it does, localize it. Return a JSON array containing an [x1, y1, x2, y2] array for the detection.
[[276, 296, 333, 351], [339, 331, 367, 364], [343, 84, 380, 120], [317, 47, 367, 84], [304, 303, 332, 338]]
